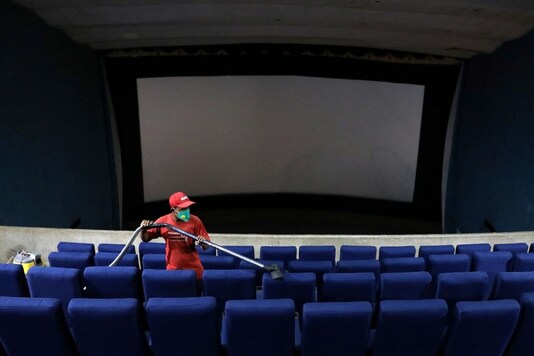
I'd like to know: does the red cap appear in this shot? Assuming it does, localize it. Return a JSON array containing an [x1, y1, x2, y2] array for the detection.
[[169, 192, 195, 209]]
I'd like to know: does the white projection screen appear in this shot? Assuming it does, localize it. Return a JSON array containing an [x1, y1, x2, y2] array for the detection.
[[137, 75, 425, 203]]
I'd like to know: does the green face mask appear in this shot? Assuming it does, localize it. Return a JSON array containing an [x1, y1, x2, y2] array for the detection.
[[175, 208, 190, 222]]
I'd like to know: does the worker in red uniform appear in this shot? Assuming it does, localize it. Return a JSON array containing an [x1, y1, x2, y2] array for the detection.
[[141, 191, 210, 295]]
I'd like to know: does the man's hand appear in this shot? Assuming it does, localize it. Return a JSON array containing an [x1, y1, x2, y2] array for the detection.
[[197, 236, 209, 250], [140, 220, 153, 227]]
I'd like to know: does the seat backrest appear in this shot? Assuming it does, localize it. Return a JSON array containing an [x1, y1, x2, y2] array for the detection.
[[456, 243, 491, 259], [493, 242, 528, 254], [511, 253, 534, 272], [441, 299, 520, 356], [339, 245, 377, 260], [287, 260, 333, 289], [202, 269, 257, 322], [26, 266, 83, 322], [200, 255, 236, 270], [507, 292, 534, 356], [223, 299, 295, 356], [492, 271, 534, 301], [262, 272, 316, 318], [94, 251, 139, 268], [141, 253, 166, 270], [379, 271, 432, 301], [471, 251, 513, 297], [335, 260, 381, 281], [298, 245, 336, 264], [301, 301, 373, 356], [142, 269, 197, 299], [138, 241, 165, 262], [239, 259, 284, 287], [68, 298, 149, 356], [418, 244, 454, 262], [145, 297, 219, 356], [320, 272, 376, 303], [0, 296, 76, 356], [83, 266, 142, 299], [260, 246, 297, 266], [0, 264, 29, 297], [57, 241, 95, 255], [372, 299, 448, 356], [48, 251, 94, 270], [435, 271, 489, 302], [217, 246, 255, 268], [381, 257, 425, 273], [378, 246, 416, 261], [97, 243, 136, 254]]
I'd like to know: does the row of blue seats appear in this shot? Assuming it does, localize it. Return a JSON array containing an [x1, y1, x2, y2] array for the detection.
[[3, 263, 534, 320], [1, 294, 533, 356]]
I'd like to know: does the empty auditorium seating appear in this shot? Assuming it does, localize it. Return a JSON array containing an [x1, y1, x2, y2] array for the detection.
[[371, 299, 448, 356], [222, 299, 296, 356], [511, 253, 534, 271], [492, 271, 534, 300], [378, 245, 416, 260], [471, 251, 513, 297], [138, 241, 165, 262], [141, 253, 166, 270], [239, 259, 284, 287], [507, 292, 534, 356], [418, 244, 455, 262], [426, 254, 470, 297], [336, 259, 381, 281], [260, 246, 297, 266], [379, 271, 431, 300], [83, 266, 143, 299], [493, 242, 528, 254], [68, 298, 149, 356], [57, 241, 95, 255], [145, 297, 219, 356], [287, 260, 333, 289], [217, 246, 255, 268], [97, 242, 136, 254], [319, 272, 376, 303], [142, 269, 197, 299], [380, 256, 425, 273], [48, 251, 94, 270], [455, 242, 491, 260], [262, 272, 316, 319], [301, 301, 373, 356], [94, 251, 140, 268], [339, 245, 377, 260], [298, 245, 336, 265], [0, 263, 29, 297], [200, 255, 236, 269], [440, 299, 520, 356], [0, 296, 77, 356], [26, 266, 83, 322]]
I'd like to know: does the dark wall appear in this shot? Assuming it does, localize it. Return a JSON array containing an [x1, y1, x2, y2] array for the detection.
[[445, 30, 534, 233], [0, 1, 119, 229]]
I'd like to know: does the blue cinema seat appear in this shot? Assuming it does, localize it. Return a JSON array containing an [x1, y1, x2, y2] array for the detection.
[[138, 241, 165, 262], [239, 259, 284, 287], [48, 251, 94, 270], [378, 245, 416, 261], [319, 272, 376, 303], [380, 256, 425, 273], [97, 242, 136, 254], [426, 254, 470, 297], [511, 253, 534, 272], [492, 271, 534, 301], [217, 246, 255, 268], [507, 292, 534, 356], [339, 245, 377, 260], [336, 259, 381, 282], [301, 301, 373, 356], [287, 260, 333, 290], [196, 245, 217, 256], [262, 272, 316, 321], [145, 297, 219, 356], [94, 251, 139, 268], [260, 246, 297, 266], [493, 242, 528, 254], [0, 263, 29, 297], [298, 245, 336, 265], [83, 266, 143, 299], [0, 296, 76, 356], [223, 299, 296, 356], [455, 243, 491, 262], [202, 269, 257, 326], [200, 255, 236, 270], [418, 244, 454, 264], [142, 269, 197, 299], [141, 253, 166, 270], [68, 298, 149, 356], [57, 241, 95, 255], [371, 299, 448, 356], [440, 299, 520, 356], [379, 271, 432, 301], [471, 251, 513, 297], [26, 266, 83, 323]]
